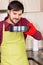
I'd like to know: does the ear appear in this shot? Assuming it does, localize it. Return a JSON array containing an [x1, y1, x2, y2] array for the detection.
[[7, 10, 10, 15]]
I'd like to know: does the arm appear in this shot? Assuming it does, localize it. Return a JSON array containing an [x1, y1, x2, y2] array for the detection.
[[24, 21, 42, 40]]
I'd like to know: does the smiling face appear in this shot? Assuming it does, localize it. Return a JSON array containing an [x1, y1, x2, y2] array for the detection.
[[7, 10, 23, 24]]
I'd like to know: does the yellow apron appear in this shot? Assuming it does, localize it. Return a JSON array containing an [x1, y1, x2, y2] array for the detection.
[[1, 25, 29, 65]]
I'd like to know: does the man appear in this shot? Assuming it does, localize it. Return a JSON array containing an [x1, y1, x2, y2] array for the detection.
[[0, 1, 42, 65]]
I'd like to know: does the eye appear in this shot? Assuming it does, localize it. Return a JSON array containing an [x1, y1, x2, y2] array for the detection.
[[19, 14, 22, 16], [13, 13, 17, 15]]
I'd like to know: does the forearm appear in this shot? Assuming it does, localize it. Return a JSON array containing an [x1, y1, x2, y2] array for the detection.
[[32, 30, 42, 40]]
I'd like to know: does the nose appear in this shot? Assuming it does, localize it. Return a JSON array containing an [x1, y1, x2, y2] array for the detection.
[[16, 14, 19, 19]]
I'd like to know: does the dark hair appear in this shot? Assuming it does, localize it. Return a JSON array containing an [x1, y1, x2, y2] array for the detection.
[[8, 1, 24, 13]]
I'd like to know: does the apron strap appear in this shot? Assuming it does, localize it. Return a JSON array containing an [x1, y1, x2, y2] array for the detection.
[[3, 24, 5, 33]]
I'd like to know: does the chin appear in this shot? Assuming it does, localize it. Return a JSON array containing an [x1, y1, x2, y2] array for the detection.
[[15, 21, 19, 23], [14, 22, 18, 24]]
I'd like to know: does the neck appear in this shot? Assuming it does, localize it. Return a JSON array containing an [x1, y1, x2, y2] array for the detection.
[[6, 18, 15, 25]]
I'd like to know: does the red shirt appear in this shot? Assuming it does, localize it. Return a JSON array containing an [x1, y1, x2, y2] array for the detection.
[[0, 17, 42, 45]]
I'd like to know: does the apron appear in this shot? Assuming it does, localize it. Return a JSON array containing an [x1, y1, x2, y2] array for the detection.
[[1, 25, 29, 65]]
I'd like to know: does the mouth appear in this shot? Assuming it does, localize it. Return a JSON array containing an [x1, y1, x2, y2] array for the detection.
[[13, 18, 19, 20]]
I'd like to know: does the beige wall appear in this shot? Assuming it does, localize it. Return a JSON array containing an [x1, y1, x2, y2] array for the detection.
[[40, 0, 43, 11], [0, 0, 9, 10], [18, 0, 40, 12]]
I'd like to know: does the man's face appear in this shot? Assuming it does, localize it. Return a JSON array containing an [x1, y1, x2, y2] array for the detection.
[[8, 10, 23, 24]]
